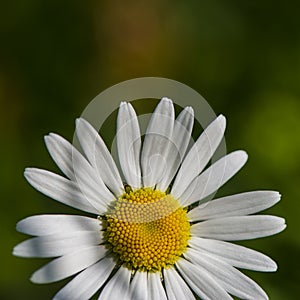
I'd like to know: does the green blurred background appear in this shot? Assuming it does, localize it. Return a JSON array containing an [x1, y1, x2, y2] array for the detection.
[[1, 0, 299, 299]]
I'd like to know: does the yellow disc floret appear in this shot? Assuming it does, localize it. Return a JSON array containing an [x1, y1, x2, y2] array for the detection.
[[103, 187, 190, 272]]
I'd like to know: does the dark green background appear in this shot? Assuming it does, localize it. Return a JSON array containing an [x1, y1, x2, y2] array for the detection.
[[1, 0, 299, 299]]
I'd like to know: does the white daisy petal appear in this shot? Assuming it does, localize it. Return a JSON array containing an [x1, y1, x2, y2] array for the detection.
[[44, 133, 76, 180], [16, 215, 100, 236], [130, 271, 148, 300], [141, 97, 174, 187], [148, 272, 167, 300], [172, 115, 226, 199], [179, 150, 248, 206], [45, 133, 113, 205], [53, 257, 115, 300], [98, 266, 131, 300], [117, 102, 142, 189], [157, 106, 194, 191], [76, 118, 124, 196], [191, 215, 286, 241], [163, 267, 196, 300], [176, 258, 232, 300], [189, 237, 277, 272], [24, 168, 104, 214], [186, 248, 268, 299], [13, 231, 103, 258], [30, 246, 106, 284], [188, 191, 281, 221]]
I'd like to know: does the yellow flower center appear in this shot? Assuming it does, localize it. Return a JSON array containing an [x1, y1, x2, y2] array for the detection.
[[103, 187, 190, 272]]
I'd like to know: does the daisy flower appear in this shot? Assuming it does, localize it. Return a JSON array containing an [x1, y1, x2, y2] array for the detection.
[[14, 98, 286, 300]]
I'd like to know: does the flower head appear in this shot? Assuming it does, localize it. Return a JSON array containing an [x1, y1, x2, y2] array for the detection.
[[14, 98, 286, 299]]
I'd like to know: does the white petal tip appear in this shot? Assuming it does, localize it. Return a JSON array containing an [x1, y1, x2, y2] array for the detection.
[[24, 167, 38, 176], [76, 117, 91, 126], [44, 134, 57, 149], [23, 168, 32, 177], [161, 97, 173, 103], [48, 132, 60, 138], [12, 247, 19, 257], [270, 191, 281, 203], [217, 114, 227, 125], [30, 274, 41, 284], [277, 216, 286, 225], [75, 118, 83, 125], [185, 106, 194, 115], [234, 150, 248, 162], [15, 216, 30, 232], [44, 135, 50, 141], [272, 218, 287, 235], [12, 246, 29, 258], [30, 271, 53, 284], [270, 261, 278, 272], [15, 222, 22, 233]]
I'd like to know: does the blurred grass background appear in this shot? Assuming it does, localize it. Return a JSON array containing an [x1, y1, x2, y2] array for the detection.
[[1, 0, 299, 299]]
